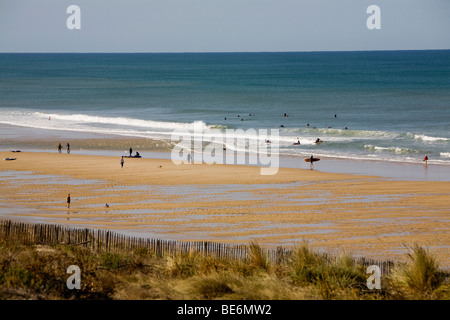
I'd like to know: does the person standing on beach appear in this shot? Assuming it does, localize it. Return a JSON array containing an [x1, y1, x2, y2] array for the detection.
[[67, 193, 71, 208], [121, 156, 124, 168], [424, 155, 428, 166], [129, 147, 133, 157], [58, 143, 62, 153], [66, 143, 70, 154], [187, 153, 192, 164], [310, 155, 314, 170]]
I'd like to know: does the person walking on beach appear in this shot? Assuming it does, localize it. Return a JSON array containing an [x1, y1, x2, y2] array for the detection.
[[66, 193, 71, 208], [66, 143, 70, 154], [129, 147, 133, 157], [58, 143, 62, 153], [310, 155, 314, 170], [187, 153, 192, 164], [121, 156, 124, 168]]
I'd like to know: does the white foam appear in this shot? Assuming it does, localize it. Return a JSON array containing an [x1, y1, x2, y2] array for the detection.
[[34, 112, 209, 131], [410, 133, 449, 142], [364, 145, 415, 154], [284, 127, 398, 139]]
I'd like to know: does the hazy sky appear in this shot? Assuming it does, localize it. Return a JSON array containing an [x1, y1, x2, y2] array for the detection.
[[1, 0, 449, 52]]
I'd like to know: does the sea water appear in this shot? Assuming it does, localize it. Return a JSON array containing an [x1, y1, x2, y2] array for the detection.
[[0, 51, 449, 166]]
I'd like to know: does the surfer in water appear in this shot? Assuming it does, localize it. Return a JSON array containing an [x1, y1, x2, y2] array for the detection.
[[423, 155, 428, 166]]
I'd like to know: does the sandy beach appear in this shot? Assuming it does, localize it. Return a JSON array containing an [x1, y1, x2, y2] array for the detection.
[[0, 149, 449, 268]]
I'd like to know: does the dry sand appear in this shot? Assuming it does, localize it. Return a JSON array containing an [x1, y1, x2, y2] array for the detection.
[[1, 151, 449, 268]]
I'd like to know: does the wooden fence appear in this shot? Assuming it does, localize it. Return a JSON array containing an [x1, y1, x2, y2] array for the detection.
[[0, 220, 395, 275]]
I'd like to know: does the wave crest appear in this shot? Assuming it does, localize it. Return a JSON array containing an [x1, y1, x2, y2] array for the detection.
[[364, 144, 418, 154], [35, 112, 210, 131], [408, 133, 449, 142]]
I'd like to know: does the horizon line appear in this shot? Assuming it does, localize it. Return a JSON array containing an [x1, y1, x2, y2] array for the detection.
[[1, 48, 450, 54]]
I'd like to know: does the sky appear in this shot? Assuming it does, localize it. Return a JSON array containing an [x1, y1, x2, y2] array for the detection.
[[0, 0, 449, 52]]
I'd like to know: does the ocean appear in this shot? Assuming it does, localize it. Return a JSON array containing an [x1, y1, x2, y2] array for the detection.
[[1, 51, 449, 167]]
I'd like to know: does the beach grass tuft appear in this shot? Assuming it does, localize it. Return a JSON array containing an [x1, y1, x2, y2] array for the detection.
[[286, 241, 368, 299], [166, 248, 201, 278], [387, 244, 450, 299], [248, 242, 271, 272]]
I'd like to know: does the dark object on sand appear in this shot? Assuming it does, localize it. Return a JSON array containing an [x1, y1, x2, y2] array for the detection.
[[10, 150, 21, 153], [4, 157, 17, 161], [124, 155, 142, 158]]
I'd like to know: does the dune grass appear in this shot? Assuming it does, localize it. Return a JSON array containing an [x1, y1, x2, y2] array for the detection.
[[283, 241, 370, 299], [387, 244, 450, 299], [0, 235, 448, 300]]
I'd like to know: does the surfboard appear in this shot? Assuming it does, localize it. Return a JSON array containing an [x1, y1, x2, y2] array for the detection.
[[293, 142, 300, 145], [305, 158, 320, 163]]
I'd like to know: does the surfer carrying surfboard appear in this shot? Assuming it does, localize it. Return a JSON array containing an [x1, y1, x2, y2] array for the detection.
[[305, 155, 320, 170]]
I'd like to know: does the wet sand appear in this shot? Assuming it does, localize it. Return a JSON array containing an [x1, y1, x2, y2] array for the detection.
[[0, 151, 449, 268]]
